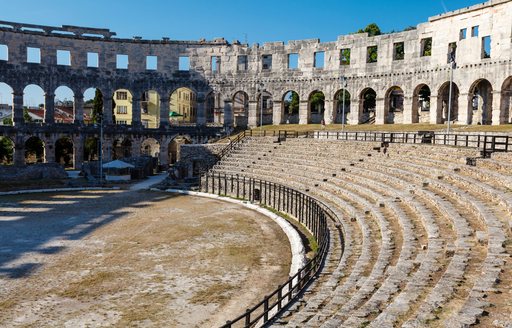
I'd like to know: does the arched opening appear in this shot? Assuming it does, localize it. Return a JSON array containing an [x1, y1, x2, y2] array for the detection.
[[437, 82, 459, 124], [308, 91, 325, 124], [54, 86, 74, 124], [55, 137, 74, 168], [359, 88, 377, 124], [282, 91, 299, 124], [205, 92, 215, 124], [141, 90, 160, 128], [232, 91, 249, 128], [84, 87, 103, 125], [141, 138, 160, 157], [257, 90, 273, 126], [469, 79, 493, 125], [412, 84, 431, 123], [170, 87, 197, 124], [23, 84, 45, 123], [168, 136, 191, 165], [334, 89, 351, 124], [84, 137, 99, 161], [25, 136, 44, 164], [385, 86, 404, 124], [113, 89, 133, 126], [0, 82, 13, 126], [500, 77, 512, 124], [0, 136, 14, 165], [113, 138, 132, 159]]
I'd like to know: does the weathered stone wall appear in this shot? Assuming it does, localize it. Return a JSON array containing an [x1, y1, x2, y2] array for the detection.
[[178, 143, 226, 177], [0, 162, 67, 180]]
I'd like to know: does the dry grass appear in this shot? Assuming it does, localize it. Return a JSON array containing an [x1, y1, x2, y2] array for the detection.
[[190, 283, 234, 305]]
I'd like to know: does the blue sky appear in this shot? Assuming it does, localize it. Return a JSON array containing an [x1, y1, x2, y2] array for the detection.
[[0, 0, 484, 106]]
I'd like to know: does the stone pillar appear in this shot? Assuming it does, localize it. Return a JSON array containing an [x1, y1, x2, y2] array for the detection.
[[14, 135, 25, 166], [374, 97, 386, 125], [458, 92, 470, 124], [196, 97, 206, 126], [430, 95, 441, 124], [103, 137, 113, 162], [298, 100, 309, 124], [131, 96, 142, 127], [499, 90, 511, 124], [159, 140, 169, 168], [159, 96, 170, 127], [131, 138, 141, 157], [223, 98, 233, 127], [349, 97, 360, 125], [492, 90, 503, 125], [402, 96, 413, 124], [102, 96, 113, 125], [272, 100, 283, 125], [44, 139, 55, 163], [12, 91, 24, 126], [44, 93, 55, 124], [74, 94, 84, 125], [323, 99, 334, 124], [248, 101, 258, 127], [74, 137, 84, 169]]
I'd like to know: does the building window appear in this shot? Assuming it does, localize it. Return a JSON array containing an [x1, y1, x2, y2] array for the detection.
[[211, 56, 221, 73], [482, 36, 491, 59], [116, 91, 128, 100], [420, 38, 432, 57], [340, 48, 350, 65], [471, 26, 479, 37], [87, 52, 98, 68], [314, 51, 325, 68], [117, 105, 128, 114], [367, 46, 378, 63], [460, 28, 467, 40], [448, 42, 457, 63], [0, 44, 8, 61], [116, 120, 127, 125], [146, 55, 157, 70], [179, 56, 190, 71], [393, 42, 405, 60], [116, 54, 128, 69], [288, 53, 298, 69], [237, 55, 248, 71], [27, 47, 41, 63], [57, 50, 71, 66], [262, 54, 272, 70]]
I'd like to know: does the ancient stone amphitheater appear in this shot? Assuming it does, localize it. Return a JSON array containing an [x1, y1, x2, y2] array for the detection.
[[201, 132, 512, 327]]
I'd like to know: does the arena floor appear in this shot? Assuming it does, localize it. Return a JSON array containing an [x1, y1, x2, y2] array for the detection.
[[0, 190, 291, 327]]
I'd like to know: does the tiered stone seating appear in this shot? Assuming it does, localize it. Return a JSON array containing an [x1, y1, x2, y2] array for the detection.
[[211, 136, 512, 327]]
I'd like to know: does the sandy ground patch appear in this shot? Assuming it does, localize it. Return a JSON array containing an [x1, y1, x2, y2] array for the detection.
[[0, 190, 291, 327]]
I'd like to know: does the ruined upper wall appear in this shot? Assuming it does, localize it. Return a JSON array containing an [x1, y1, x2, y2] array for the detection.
[[0, 0, 510, 80]]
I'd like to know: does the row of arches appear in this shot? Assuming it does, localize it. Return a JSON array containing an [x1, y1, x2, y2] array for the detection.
[[0, 135, 190, 168]]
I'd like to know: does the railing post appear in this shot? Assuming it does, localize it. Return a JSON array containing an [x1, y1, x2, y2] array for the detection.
[[277, 286, 283, 311], [245, 309, 251, 327], [263, 296, 269, 322]]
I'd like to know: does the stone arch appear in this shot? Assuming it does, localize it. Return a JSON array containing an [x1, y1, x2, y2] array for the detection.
[[25, 136, 44, 164], [23, 84, 45, 123], [168, 136, 191, 165], [500, 76, 512, 124], [0, 82, 14, 125], [84, 136, 99, 161], [0, 136, 14, 165], [282, 90, 299, 124], [113, 89, 133, 126], [308, 90, 325, 124], [205, 91, 216, 124], [359, 88, 377, 123], [55, 137, 74, 168], [83, 87, 103, 125], [468, 79, 493, 125], [140, 90, 160, 128], [113, 137, 132, 159], [232, 91, 249, 128], [437, 81, 459, 124], [141, 138, 160, 157], [412, 84, 431, 123], [54, 85, 74, 124], [384, 86, 404, 124], [170, 87, 197, 124], [333, 89, 351, 124], [257, 90, 273, 126]]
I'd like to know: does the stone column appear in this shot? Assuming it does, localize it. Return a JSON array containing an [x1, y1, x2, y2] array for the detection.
[[323, 99, 334, 124], [131, 138, 141, 157], [102, 96, 113, 124], [159, 140, 169, 168], [374, 97, 386, 125], [74, 137, 84, 169], [492, 90, 503, 125], [298, 100, 309, 124], [349, 97, 360, 125], [131, 95, 142, 127], [103, 136, 113, 162], [402, 96, 413, 124], [44, 93, 55, 124], [12, 91, 24, 126], [196, 97, 206, 126], [14, 135, 25, 166], [457, 92, 470, 124], [74, 94, 84, 125], [430, 95, 441, 124], [223, 98, 233, 127], [44, 139, 56, 163], [248, 100, 258, 127], [272, 100, 283, 125], [159, 96, 170, 127]]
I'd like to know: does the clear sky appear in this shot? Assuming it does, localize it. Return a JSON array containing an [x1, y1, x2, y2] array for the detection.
[[0, 0, 484, 106]]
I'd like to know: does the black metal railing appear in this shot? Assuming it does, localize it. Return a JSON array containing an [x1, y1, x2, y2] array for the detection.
[[199, 173, 334, 328]]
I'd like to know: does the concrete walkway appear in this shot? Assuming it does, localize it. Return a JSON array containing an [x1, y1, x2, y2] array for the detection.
[[130, 172, 168, 191]]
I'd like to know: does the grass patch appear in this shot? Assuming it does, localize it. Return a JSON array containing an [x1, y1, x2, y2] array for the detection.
[[189, 283, 234, 305], [0, 299, 17, 311], [57, 271, 121, 299]]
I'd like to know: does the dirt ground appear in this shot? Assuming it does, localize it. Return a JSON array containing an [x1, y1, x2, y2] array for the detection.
[[0, 190, 292, 327]]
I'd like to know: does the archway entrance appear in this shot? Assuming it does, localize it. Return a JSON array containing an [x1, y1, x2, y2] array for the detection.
[[359, 88, 376, 123], [232, 91, 249, 128], [469, 79, 493, 125], [334, 89, 351, 124], [25, 136, 44, 164], [308, 91, 325, 124], [283, 91, 299, 124], [500, 77, 512, 124], [412, 84, 431, 123], [385, 86, 404, 124], [55, 137, 74, 168], [438, 82, 459, 123], [170, 88, 197, 124], [0, 137, 14, 165]]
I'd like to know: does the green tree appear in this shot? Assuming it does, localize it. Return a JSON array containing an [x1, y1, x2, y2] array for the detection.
[[310, 92, 325, 113], [285, 91, 299, 114], [23, 108, 33, 123], [92, 89, 103, 123], [357, 23, 382, 37], [0, 137, 14, 164], [2, 117, 13, 126]]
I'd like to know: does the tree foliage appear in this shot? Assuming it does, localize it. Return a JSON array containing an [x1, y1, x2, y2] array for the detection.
[[284, 91, 299, 114], [357, 23, 382, 37], [310, 91, 325, 113], [92, 89, 103, 123], [0, 137, 13, 164]]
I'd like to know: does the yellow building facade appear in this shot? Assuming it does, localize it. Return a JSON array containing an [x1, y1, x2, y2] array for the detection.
[[170, 87, 197, 123]]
